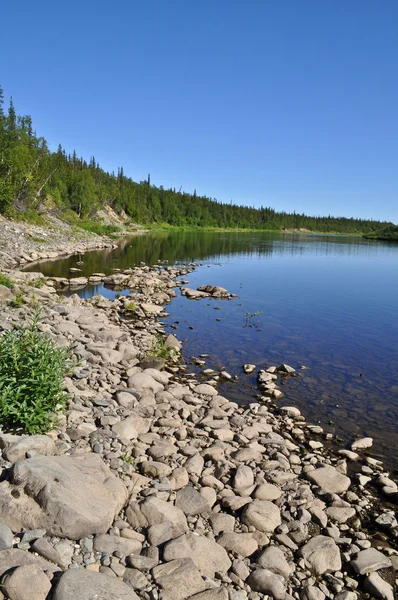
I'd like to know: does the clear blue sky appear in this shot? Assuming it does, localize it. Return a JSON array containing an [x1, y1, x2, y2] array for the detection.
[[1, 1, 397, 222]]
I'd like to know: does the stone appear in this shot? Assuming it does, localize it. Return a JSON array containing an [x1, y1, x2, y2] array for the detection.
[[0, 454, 127, 539], [253, 482, 282, 500], [3, 564, 51, 600], [163, 533, 231, 577], [247, 568, 286, 599], [257, 546, 294, 578], [298, 536, 341, 575], [325, 506, 355, 523], [0, 434, 56, 464], [140, 461, 172, 477], [175, 486, 211, 515], [123, 568, 148, 590], [351, 437, 373, 451], [128, 372, 164, 393], [138, 497, 188, 539], [0, 548, 59, 577], [364, 572, 394, 600], [32, 538, 67, 569], [208, 513, 236, 535], [53, 569, 140, 600], [0, 522, 14, 550], [193, 384, 218, 396], [0, 284, 13, 300], [217, 532, 258, 557], [306, 466, 351, 494], [185, 454, 205, 475], [233, 465, 254, 490], [128, 555, 158, 571], [187, 590, 228, 600], [152, 558, 207, 600], [93, 534, 142, 556], [241, 500, 281, 533], [170, 467, 190, 490], [300, 586, 326, 600], [351, 548, 392, 575]]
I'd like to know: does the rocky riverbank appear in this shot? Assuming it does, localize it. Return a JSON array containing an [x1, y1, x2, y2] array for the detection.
[[0, 266, 396, 600], [0, 215, 120, 270]]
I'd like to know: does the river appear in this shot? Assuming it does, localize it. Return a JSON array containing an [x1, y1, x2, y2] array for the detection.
[[24, 231, 398, 472]]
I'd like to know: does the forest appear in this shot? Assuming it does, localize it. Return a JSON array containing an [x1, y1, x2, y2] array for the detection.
[[0, 86, 393, 234]]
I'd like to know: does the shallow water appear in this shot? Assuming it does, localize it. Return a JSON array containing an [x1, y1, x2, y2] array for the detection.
[[25, 231, 398, 472]]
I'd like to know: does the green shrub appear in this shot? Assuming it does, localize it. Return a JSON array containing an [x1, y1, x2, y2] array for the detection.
[[124, 301, 137, 312], [0, 274, 13, 289], [8, 293, 24, 308], [79, 222, 121, 235], [148, 335, 176, 360], [0, 313, 74, 433]]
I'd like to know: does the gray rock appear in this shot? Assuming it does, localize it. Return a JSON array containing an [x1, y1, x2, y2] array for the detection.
[[0, 522, 14, 550], [128, 372, 164, 393], [306, 466, 351, 494], [3, 564, 51, 600], [123, 568, 148, 590], [364, 572, 394, 600], [351, 437, 373, 451], [193, 384, 218, 396], [0, 454, 127, 539], [53, 569, 140, 600], [93, 533, 142, 556], [32, 537, 67, 569], [257, 546, 294, 578], [139, 497, 188, 539], [152, 558, 207, 600], [298, 535, 342, 575], [233, 465, 254, 490], [175, 486, 211, 515], [241, 500, 281, 533], [0, 548, 59, 577], [128, 555, 158, 570], [217, 532, 258, 557], [253, 482, 282, 501], [300, 586, 326, 600], [163, 533, 231, 578], [0, 434, 56, 464], [247, 568, 286, 599], [184, 454, 204, 476], [187, 589, 228, 600], [208, 513, 235, 535], [351, 548, 392, 575]]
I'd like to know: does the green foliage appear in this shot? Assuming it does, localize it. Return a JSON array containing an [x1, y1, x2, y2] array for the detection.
[[27, 277, 46, 288], [79, 222, 121, 235], [363, 225, 398, 241], [0, 312, 74, 433], [124, 301, 137, 312], [0, 274, 13, 288], [0, 83, 395, 234], [8, 292, 23, 308], [148, 335, 176, 360], [243, 309, 263, 330]]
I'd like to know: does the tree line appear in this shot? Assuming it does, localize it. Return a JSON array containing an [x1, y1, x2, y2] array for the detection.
[[0, 86, 393, 233]]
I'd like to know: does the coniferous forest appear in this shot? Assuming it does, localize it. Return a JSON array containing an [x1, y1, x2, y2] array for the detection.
[[0, 86, 393, 233]]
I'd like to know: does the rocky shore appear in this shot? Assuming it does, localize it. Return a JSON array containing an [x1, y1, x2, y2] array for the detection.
[[0, 264, 396, 600], [0, 216, 119, 270]]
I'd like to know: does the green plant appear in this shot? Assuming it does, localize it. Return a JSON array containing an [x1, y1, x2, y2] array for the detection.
[[148, 335, 176, 360], [29, 236, 47, 243], [0, 274, 13, 289], [27, 277, 46, 289], [0, 312, 75, 433], [121, 452, 134, 465], [124, 301, 137, 312], [8, 293, 24, 308]]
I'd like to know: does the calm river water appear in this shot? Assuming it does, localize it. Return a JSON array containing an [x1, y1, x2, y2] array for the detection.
[[25, 231, 398, 472]]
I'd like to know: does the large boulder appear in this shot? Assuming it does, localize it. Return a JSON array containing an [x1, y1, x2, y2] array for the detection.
[[306, 466, 351, 495], [3, 564, 51, 600], [53, 569, 140, 600], [0, 454, 127, 539], [298, 535, 342, 575], [241, 500, 281, 533]]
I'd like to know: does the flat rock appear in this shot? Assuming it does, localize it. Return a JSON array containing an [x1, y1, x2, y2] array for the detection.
[[152, 558, 207, 600], [187, 589, 228, 600], [242, 500, 281, 533], [253, 482, 282, 501], [128, 372, 164, 393], [53, 569, 140, 600], [351, 437, 373, 451], [0, 454, 127, 539], [175, 486, 211, 515], [163, 533, 231, 577], [0, 522, 14, 550], [193, 384, 218, 396], [351, 548, 392, 575], [299, 535, 342, 575], [306, 466, 351, 494], [139, 497, 188, 539], [4, 564, 51, 600]]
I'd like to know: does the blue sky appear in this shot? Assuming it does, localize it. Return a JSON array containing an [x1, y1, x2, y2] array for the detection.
[[1, 1, 397, 222]]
